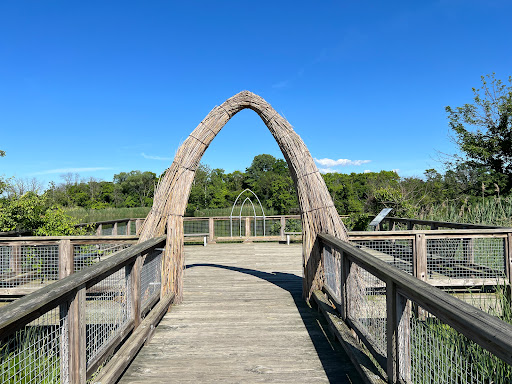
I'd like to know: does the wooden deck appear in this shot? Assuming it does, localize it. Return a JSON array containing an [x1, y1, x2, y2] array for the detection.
[[119, 243, 362, 383]]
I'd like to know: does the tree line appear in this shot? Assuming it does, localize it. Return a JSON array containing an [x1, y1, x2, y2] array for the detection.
[[1, 73, 511, 234]]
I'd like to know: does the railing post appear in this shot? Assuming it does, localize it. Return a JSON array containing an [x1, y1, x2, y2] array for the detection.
[[127, 220, 133, 235], [413, 234, 427, 281], [245, 217, 251, 237], [463, 238, 474, 265], [135, 219, 142, 235], [280, 216, 286, 241], [208, 217, 215, 243], [340, 251, 351, 321], [389, 219, 396, 231], [10, 244, 22, 275], [59, 239, 86, 383], [113, 222, 118, 236], [131, 255, 142, 328], [96, 223, 102, 236], [386, 282, 411, 383], [506, 233, 512, 287]]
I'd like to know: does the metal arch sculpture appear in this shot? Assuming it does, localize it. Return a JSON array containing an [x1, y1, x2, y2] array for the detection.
[[138, 91, 348, 302], [229, 188, 266, 237]]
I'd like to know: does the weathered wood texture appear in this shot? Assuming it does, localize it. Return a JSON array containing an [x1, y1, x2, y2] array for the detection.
[[138, 91, 348, 302], [118, 243, 362, 384]]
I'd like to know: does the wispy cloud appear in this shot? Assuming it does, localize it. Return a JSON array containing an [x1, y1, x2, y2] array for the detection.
[[33, 167, 113, 175], [141, 152, 173, 161], [314, 158, 371, 167]]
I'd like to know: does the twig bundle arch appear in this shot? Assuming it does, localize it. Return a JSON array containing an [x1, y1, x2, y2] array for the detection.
[[138, 91, 348, 302]]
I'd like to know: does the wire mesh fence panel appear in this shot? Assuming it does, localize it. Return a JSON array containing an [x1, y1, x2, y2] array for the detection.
[[352, 239, 414, 275], [444, 284, 511, 315], [85, 267, 132, 367], [0, 245, 59, 289], [249, 217, 270, 236], [409, 307, 512, 384], [284, 218, 302, 233], [323, 245, 341, 302], [183, 220, 209, 235], [74, 243, 133, 272], [100, 225, 113, 236], [0, 246, 11, 275], [0, 305, 66, 383], [140, 250, 162, 313], [426, 237, 506, 281], [348, 264, 387, 356], [263, 218, 282, 236], [215, 219, 245, 237]]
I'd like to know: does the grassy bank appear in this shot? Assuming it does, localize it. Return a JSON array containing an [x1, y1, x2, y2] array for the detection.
[[420, 196, 512, 227]]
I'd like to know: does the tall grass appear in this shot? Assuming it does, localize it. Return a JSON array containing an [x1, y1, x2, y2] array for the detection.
[[420, 196, 512, 227], [413, 284, 512, 383], [64, 207, 151, 224]]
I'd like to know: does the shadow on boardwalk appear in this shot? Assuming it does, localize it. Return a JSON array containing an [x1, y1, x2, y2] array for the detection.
[[187, 263, 363, 384]]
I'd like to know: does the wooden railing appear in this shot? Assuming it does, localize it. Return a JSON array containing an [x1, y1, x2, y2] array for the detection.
[[383, 216, 501, 230], [318, 233, 512, 383], [349, 228, 512, 287], [0, 235, 138, 296], [0, 236, 173, 383], [79, 215, 304, 242]]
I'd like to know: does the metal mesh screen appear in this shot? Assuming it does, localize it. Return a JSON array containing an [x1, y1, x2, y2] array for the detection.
[[100, 225, 113, 236], [216, 219, 245, 237], [85, 267, 132, 366], [427, 237, 505, 281], [0, 306, 66, 383], [409, 307, 512, 383], [0, 246, 10, 274], [284, 218, 302, 233], [352, 239, 413, 275], [348, 263, 387, 356], [323, 245, 341, 302], [183, 220, 208, 235], [140, 250, 162, 312], [0, 245, 59, 289], [74, 243, 133, 272]]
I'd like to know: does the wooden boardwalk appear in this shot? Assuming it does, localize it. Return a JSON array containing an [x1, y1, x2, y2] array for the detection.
[[119, 243, 362, 383]]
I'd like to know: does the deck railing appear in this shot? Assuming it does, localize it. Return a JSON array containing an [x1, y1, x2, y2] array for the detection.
[[319, 232, 512, 384], [383, 216, 500, 231], [349, 228, 512, 290], [0, 236, 172, 383], [78, 215, 305, 242], [0, 235, 138, 296]]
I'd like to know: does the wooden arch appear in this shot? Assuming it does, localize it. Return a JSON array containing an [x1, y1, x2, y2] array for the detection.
[[138, 91, 348, 302]]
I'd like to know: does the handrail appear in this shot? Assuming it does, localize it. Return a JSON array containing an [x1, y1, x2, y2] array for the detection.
[[385, 216, 502, 229], [318, 233, 512, 377], [0, 236, 165, 339]]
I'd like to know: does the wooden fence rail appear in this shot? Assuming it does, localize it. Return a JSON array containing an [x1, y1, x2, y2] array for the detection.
[[0, 236, 172, 384], [318, 233, 512, 383], [349, 228, 512, 287]]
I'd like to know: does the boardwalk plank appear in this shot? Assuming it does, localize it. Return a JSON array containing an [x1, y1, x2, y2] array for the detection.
[[119, 243, 362, 383]]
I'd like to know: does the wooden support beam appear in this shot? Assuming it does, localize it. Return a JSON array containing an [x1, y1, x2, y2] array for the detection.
[[245, 217, 251, 237], [208, 217, 215, 243]]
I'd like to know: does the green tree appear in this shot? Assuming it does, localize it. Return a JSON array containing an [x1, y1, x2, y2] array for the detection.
[[446, 73, 512, 192], [0, 192, 85, 235]]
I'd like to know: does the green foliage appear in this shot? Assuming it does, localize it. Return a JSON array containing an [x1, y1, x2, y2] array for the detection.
[[446, 73, 512, 193], [0, 327, 60, 383], [0, 192, 85, 235]]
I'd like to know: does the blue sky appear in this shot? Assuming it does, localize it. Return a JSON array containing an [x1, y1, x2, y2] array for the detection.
[[1, 0, 511, 187]]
